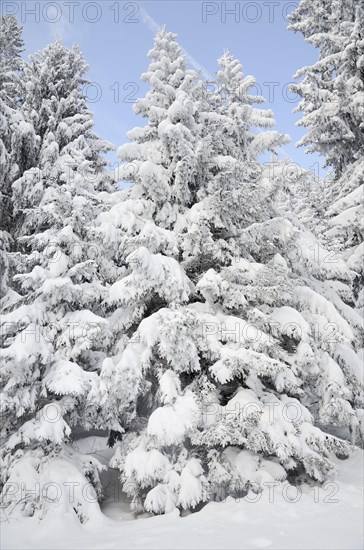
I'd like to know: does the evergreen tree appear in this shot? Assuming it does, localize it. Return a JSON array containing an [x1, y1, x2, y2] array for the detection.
[[289, 0, 364, 313], [0, 39, 114, 521], [0, 16, 37, 305], [90, 28, 202, 438], [324, 4, 364, 312], [325, 156, 364, 313], [289, 0, 362, 176], [93, 31, 360, 516], [0, 14, 24, 107]]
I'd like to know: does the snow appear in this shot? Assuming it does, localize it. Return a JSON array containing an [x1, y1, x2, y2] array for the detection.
[[6, 403, 71, 447], [293, 286, 354, 341], [123, 446, 170, 485], [109, 247, 192, 305], [43, 360, 95, 397], [2, 444, 363, 549], [222, 447, 286, 485], [327, 184, 364, 216], [177, 458, 206, 509], [159, 369, 181, 404], [270, 306, 310, 341], [1, 443, 104, 525], [147, 391, 199, 445], [328, 205, 363, 231]]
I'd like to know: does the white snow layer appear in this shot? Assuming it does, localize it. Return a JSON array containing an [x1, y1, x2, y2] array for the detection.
[[2, 438, 363, 550]]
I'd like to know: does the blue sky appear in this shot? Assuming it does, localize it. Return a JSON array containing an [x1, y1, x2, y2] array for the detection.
[[4, 1, 325, 177]]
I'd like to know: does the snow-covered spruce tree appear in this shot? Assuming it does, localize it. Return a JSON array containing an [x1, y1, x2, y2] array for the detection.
[[0, 39, 114, 521], [264, 158, 363, 427], [186, 49, 362, 477], [93, 30, 360, 516], [289, 0, 364, 313], [324, 4, 364, 313], [289, 0, 363, 176], [90, 27, 202, 442], [0, 16, 37, 305], [0, 14, 24, 107], [325, 156, 364, 314]]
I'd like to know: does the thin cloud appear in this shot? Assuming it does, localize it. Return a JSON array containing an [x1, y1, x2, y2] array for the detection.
[[47, 4, 87, 42]]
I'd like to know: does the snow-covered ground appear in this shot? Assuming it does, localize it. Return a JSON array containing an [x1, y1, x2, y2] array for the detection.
[[2, 437, 363, 550]]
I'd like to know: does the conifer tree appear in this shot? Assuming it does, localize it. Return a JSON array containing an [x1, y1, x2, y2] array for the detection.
[[93, 30, 361, 516], [289, 0, 362, 175], [0, 15, 37, 305], [0, 14, 24, 107], [289, 0, 363, 312], [0, 39, 114, 521]]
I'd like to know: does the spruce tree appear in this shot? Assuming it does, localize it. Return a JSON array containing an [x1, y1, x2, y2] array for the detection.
[[0, 16, 37, 305], [289, 0, 363, 313], [324, 4, 364, 312], [289, 0, 362, 176], [93, 31, 360, 516], [325, 157, 364, 312], [0, 39, 114, 521], [0, 14, 24, 107]]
